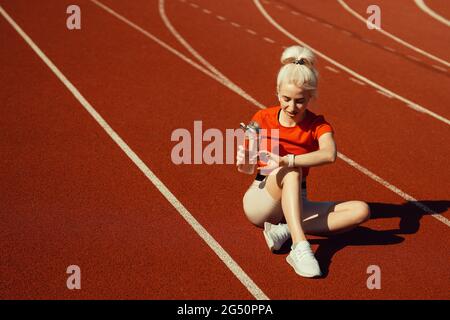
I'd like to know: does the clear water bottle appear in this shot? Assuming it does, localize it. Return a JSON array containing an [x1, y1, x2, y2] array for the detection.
[[237, 121, 260, 174]]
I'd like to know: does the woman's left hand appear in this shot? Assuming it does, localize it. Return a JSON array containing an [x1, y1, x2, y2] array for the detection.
[[257, 150, 286, 174]]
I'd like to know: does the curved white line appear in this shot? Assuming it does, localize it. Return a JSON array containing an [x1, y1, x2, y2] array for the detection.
[[89, 2, 450, 235], [254, 0, 450, 126], [90, 0, 264, 111], [159, 0, 265, 110], [414, 0, 450, 27], [338, 0, 450, 68]]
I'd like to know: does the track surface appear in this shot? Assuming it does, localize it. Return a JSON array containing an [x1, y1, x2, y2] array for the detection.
[[1, 0, 449, 299]]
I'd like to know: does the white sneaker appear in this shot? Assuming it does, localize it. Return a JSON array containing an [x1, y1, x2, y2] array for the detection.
[[263, 222, 290, 252], [286, 241, 322, 278]]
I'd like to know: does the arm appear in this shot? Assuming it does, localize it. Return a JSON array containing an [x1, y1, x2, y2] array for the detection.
[[281, 132, 337, 167]]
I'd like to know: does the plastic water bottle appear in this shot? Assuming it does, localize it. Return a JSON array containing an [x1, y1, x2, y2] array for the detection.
[[237, 121, 260, 174]]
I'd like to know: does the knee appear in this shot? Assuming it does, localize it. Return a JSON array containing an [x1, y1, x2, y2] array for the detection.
[[243, 196, 271, 228], [279, 166, 302, 183], [353, 201, 371, 224], [248, 217, 265, 228], [245, 213, 280, 228]]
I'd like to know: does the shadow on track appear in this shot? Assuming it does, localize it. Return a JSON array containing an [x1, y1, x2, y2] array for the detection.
[[273, 200, 449, 277]]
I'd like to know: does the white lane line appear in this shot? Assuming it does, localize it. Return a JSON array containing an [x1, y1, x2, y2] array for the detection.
[[276, 5, 284, 10], [159, 2, 450, 229], [231, 22, 241, 28], [0, 3, 270, 301], [349, 77, 365, 86], [407, 103, 427, 113], [414, 0, 450, 27], [338, 0, 450, 68], [406, 55, 421, 62], [254, 0, 450, 126], [306, 16, 317, 22], [263, 37, 275, 43], [202, 9, 211, 15], [337, 153, 450, 227], [216, 15, 226, 21], [323, 23, 333, 29], [291, 11, 300, 16], [384, 46, 396, 52], [377, 90, 393, 98], [246, 28, 257, 35], [325, 65, 340, 73], [82, 0, 450, 243], [432, 64, 447, 72], [189, 3, 199, 9]]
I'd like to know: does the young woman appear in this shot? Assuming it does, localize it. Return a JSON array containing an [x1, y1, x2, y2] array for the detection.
[[236, 46, 370, 278]]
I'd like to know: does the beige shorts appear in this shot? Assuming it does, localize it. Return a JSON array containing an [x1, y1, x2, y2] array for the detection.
[[243, 178, 335, 234]]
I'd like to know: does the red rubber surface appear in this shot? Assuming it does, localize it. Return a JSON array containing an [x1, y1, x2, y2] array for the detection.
[[427, 0, 450, 19], [1, 0, 449, 299]]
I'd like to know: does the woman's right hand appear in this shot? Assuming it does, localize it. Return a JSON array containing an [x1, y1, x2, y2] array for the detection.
[[257, 150, 283, 175]]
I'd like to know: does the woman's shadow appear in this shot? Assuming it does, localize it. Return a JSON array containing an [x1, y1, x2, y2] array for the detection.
[[275, 200, 450, 277]]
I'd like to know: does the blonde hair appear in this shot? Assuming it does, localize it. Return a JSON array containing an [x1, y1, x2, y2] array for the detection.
[[276, 46, 318, 97]]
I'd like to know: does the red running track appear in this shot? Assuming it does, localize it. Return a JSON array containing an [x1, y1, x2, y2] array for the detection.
[[1, 0, 449, 299], [426, 0, 450, 19]]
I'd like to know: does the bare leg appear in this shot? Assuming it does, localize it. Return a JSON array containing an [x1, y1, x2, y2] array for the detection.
[[265, 167, 307, 244], [302, 200, 371, 236], [263, 166, 370, 238]]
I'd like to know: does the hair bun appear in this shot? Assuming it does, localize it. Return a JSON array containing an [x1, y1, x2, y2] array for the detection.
[[277, 45, 318, 97], [280, 46, 315, 69], [293, 58, 306, 65]]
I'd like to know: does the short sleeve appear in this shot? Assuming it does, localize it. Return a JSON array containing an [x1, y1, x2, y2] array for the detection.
[[312, 115, 334, 140], [250, 110, 263, 125]]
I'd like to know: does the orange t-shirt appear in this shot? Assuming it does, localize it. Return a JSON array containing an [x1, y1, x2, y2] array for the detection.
[[250, 106, 334, 177]]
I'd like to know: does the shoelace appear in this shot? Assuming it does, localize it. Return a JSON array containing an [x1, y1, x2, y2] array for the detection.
[[270, 224, 290, 243], [293, 245, 315, 260]]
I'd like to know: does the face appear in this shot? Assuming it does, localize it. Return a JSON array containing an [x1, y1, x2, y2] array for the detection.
[[278, 82, 312, 122]]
